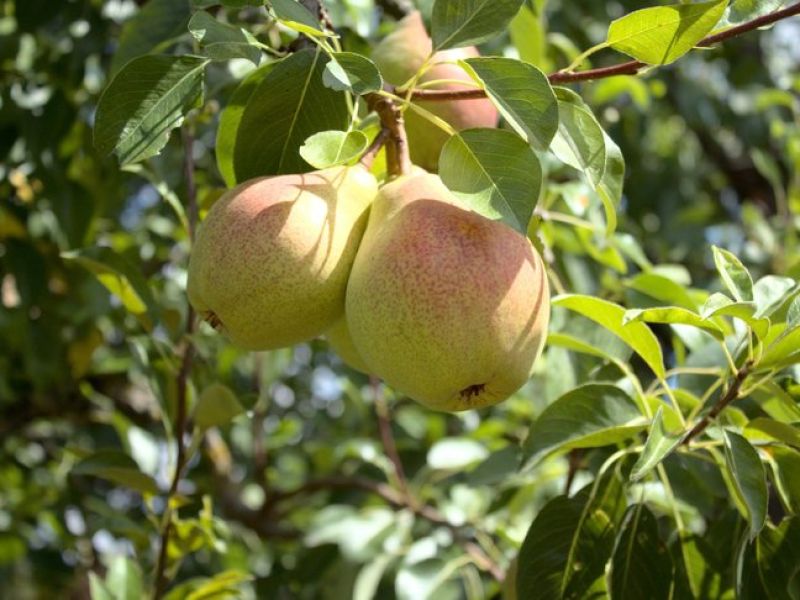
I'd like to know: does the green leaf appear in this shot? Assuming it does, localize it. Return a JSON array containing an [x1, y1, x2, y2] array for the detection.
[[73, 451, 159, 495], [323, 52, 382, 95], [770, 447, 800, 515], [724, 431, 768, 539], [427, 437, 488, 470], [299, 130, 368, 168], [723, 0, 786, 26], [753, 275, 796, 318], [509, 5, 549, 70], [523, 383, 646, 466], [553, 295, 666, 378], [232, 49, 349, 180], [194, 383, 244, 431], [596, 131, 625, 235], [626, 272, 698, 310], [630, 407, 683, 481], [106, 556, 144, 600], [701, 293, 769, 340], [609, 504, 673, 600], [431, 0, 525, 50], [712, 246, 754, 302], [61, 247, 157, 319], [461, 57, 558, 151], [111, 0, 191, 75], [216, 62, 275, 187], [185, 570, 253, 600], [354, 555, 395, 600], [607, 0, 728, 65], [756, 517, 800, 599], [438, 128, 542, 234], [89, 573, 114, 600], [624, 307, 724, 340], [94, 55, 208, 166], [188, 11, 261, 64], [744, 417, 800, 448], [550, 90, 606, 186], [268, 0, 326, 36]]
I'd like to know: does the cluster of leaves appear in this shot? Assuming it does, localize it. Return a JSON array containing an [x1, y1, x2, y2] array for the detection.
[[1, 0, 800, 597]]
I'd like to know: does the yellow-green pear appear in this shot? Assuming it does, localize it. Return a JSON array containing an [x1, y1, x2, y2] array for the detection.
[[188, 166, 378, 350], [345, 172, 550, 412], [326, 316, 371, 373], [371, 11, 498, 171]]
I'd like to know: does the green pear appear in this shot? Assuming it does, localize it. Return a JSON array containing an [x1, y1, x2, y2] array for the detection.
[[188, 166, 378, 350], [346, 172, 550, 412], [371, 11, 498, 171], [326, 316, 371, 373]]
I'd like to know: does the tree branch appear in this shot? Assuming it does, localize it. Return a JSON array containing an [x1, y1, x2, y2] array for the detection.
[[681, 359, 754, 445], [367, 93, 411, 177], [409, 3, 800, 98], [359, 127, 390, 170], [153, 126, 199, 600]]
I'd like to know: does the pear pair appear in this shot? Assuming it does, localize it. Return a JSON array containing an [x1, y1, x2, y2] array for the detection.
[[188, 166, 549, 412]]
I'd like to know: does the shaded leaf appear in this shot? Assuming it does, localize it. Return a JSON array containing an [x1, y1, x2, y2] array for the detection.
[[724, 431, 768, 539], [756, 517, 800, 599], [550, 90, 606, 186], [752, 275, 796, 318], [630, 407, 683, 481], [770, 447, 800, 515], [106, 556, 144, 600], [323, 52, 382, 95], [95, 55, 208, 166], [461, 57, 558, 151], [439, 128, 542, 233], [73, 451, 159, 495], [194, 383, 244, 431], [269, 0, 326, 36], [431, 0, 526, 50], [188, 11, 261, 64], [523, 383, 646, 466]]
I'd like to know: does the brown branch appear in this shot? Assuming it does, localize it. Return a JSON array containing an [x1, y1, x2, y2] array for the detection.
[[153, 126, 199, 600], [409, 2, 800, 99], [370, 376, 412, 503], [359, 127, 390, 170], [681, 359, 754, 445], [367, 93, 411, 177]]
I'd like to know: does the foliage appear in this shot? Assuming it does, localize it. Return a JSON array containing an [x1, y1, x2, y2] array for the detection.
[[1, 0, 800, 597]]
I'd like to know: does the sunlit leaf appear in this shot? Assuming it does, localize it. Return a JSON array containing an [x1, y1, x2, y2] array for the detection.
[[299, 130, 368, 168], [630, 407, 683, 481], [431, 0, 525, 50]]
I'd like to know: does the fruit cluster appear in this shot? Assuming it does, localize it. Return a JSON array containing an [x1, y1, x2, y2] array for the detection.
[[187, 14, 550, 412]]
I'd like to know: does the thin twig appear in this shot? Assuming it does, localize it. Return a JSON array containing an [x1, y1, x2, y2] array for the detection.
[[367, 92, 411, 176], [370, 376, 412, 503], [681, 359, 754, 445], [153, 126, 199, 600], [359, 127, 390, 170], [409, 2, 800, 99]]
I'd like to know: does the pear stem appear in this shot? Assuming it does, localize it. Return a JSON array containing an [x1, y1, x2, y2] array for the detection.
[[359, 126, 390, 170], [367, 91, 411, 177]]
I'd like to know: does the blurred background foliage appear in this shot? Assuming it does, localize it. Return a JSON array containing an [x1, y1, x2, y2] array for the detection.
[[1, 0, 799, 598]]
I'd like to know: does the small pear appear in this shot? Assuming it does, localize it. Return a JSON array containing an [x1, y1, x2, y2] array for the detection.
[[371, 11, 498, 171], [188, 166, 377, 350], [345, 172, 549, 412]]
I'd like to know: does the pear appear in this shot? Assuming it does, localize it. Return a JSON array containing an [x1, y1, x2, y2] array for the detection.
[[188, 165, 377, 350], [371, 11, 498, 171], [345, 172, 550, 412], [326, 316, 371, 373]]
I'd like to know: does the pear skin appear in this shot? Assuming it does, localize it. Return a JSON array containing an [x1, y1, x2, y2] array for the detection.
[[326, 316, 371, 373], [188, 166, 378, 350], [371, 11, 498, 171], [346, 172, 550, 412]]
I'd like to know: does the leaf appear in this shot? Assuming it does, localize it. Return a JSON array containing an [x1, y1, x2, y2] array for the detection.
[[607, 0, 728, 65], [701, 293, 769, 340], [106, 556, 144, 600], [770, 447, 800, 514], [354, 555, 395, 600], [111, 0, 191, 75], [185, 570, 253, 600], [439, 128, 542, 233], [466, 445, 520, 486], [216, 62, 275, 187], [89, 574, 114, 600], [712, 246, 754, 302], [761, 326, 800, 368], [73, 451, 159, 495], [232, 49, 349, 180], [523, 383, 646, 466], [427, 437, 488, 470], [323, 52, 382, 95], [756, 517, 800, 599], [626, 272, 697, 310], [608, 504, 673, 600], [624, 307, 725, 340], [461, 57, 558, 151], [299, 130, 368, 168], [188, 11, 261, 64], [550, 90, 606, 186], [630, 407, 683, 481], [431, 0, 526, 50], [94, 55, 208, 166], [61, 247, 157, 319], [596, 131, 625, 234], [509, 5, 549, 70], [745, 417, 800, 448], [752, 275, 797, 318], [724, 431, 768, 539], [194, 383, 244, 431], [268, 0, 326, 36], [553, 295, 666, 378], [723, 0, 787, 26]]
